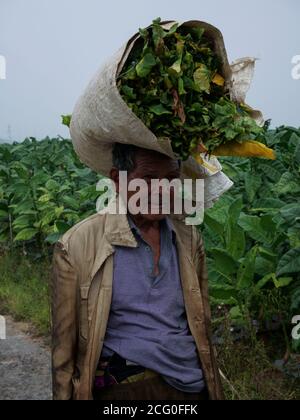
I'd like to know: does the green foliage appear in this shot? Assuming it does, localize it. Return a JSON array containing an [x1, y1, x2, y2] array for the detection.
[[61, 115, 72, 127], [0, 137, 102, 258], [118, 17, 265, 160], [203, 126, 300, 351], [0, 126, 299, 354], [0, 251, 50, 335]]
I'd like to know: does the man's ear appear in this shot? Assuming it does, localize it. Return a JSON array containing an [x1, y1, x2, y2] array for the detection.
[[110, 167, 120, 193]]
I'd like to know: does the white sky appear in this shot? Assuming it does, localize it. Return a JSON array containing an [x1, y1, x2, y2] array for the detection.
[[0, 0, 299, 141]]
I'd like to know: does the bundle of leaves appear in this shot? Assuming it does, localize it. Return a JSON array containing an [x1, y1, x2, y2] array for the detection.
[[118, 18, 270, 161]]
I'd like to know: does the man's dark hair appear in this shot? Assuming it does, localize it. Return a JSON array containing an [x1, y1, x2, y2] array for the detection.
[[112, 142, 181, 173], [112, 143, 139, 172]]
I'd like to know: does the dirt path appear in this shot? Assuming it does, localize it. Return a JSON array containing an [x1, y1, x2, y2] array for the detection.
[[0, 316, 52, 400]]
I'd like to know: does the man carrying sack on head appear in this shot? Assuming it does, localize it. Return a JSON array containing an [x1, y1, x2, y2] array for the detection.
[[51, 18, 274, 401]]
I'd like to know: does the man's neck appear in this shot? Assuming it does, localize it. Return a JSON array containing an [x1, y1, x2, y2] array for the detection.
[[128, 213, 161, 234]]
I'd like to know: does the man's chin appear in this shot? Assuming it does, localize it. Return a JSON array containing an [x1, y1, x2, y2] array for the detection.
[[140, 213, 167, 222]]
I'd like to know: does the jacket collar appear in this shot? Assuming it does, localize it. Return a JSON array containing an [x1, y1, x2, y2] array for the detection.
[[90, 193, 192, 284], [127, 212, 177, 244], [100, 193, 190, 254], [103, 194, 138, 248]]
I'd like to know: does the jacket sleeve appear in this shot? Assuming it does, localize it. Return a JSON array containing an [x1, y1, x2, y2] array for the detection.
[[192, 227, 225, 400], [51, 241, 78, 400], [192, 227, 211, 322]]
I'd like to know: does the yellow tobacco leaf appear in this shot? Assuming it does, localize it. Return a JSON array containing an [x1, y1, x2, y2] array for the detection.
[[193, 154, 203, 165], [193, 154, 219, 173], [212, 73, 225, 87], [212, 140, 276, 160]]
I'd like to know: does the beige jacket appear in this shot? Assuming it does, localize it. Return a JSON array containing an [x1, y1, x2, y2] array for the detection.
[[51, 208, 224, 400]]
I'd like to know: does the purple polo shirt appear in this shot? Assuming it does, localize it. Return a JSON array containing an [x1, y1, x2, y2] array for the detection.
[[100, 214, 205, 393]]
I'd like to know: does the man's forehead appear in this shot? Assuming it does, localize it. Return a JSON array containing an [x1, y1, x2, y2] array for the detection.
[[136, 148, 173, 160], [135, 150, 180, 170]]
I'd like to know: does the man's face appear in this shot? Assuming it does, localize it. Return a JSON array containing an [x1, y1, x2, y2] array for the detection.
[[111, 148, 181, 221]]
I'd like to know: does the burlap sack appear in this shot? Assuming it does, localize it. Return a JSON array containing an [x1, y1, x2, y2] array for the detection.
[[70, 20, 263, 208]]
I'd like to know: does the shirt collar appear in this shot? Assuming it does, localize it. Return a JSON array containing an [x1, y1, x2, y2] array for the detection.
[[127, 214, 177, 244]]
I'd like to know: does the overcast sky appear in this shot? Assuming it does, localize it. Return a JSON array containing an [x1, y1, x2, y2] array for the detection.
[[0, 0, 299, 142]]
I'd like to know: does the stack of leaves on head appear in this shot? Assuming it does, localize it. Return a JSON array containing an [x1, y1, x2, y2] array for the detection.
[[117, 18, 275, 162]]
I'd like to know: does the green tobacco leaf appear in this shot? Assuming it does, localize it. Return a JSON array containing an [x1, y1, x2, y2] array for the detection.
[[244, 173, 262, 203], [203, 213, 224, 238], [169, 40, 185, 77], [10, 201, 35, 215], [210, 283, 238, 302], [294, 140, 300, 164], [61, 115, 72, 127], [0, 200, 8, 210], [210, 248, 238, 277], [152, 17, 166, 48], [287, 226, 300, 248], [289, 132, 300, 147], [259, 163, 282, 183], [38, 194, 52, 203], [12, 163, 29, 179], [226, 224, 245, 260], [0, 164, 9, 177], [0, 210, 8, 218], [291, 288, 300, 312], [225, 197, 245, 259], [237, 246, 258, 290], [62, 195, 80, 210], [255, 273, 274, 290], [273, 277, 294, 288], [149, 104, 172, 115], [0, 231, 10, 242], [166, 22, 179, 36], [255, 273, 293, 290], [251, 198, 285, 212], [227, 196, 243, 222], [121, 85, 137, 100], [229, 306, 243, 321], [14, 228, 38, 241], [178, 78, 186, 95], [190, 27, 205, 41], [254, 256, 276, 277], [55, 206, 64, 218], [169, 57, 182, 76], [45, 179, 60, 191], [258, 247, 278, 261], [273, 172, 300, 195], [12, 214, 34, 228], [139, 27, 148, 40], [276, 248, 300, 276], [260, 214, 277, 237], [45, 232, 62, 244], [55, 221, 70, 234], [238, 213, 275, 244], [135, 53, 156, 77], [280, 204, 300, 222], [193, 64, 211, 93]]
